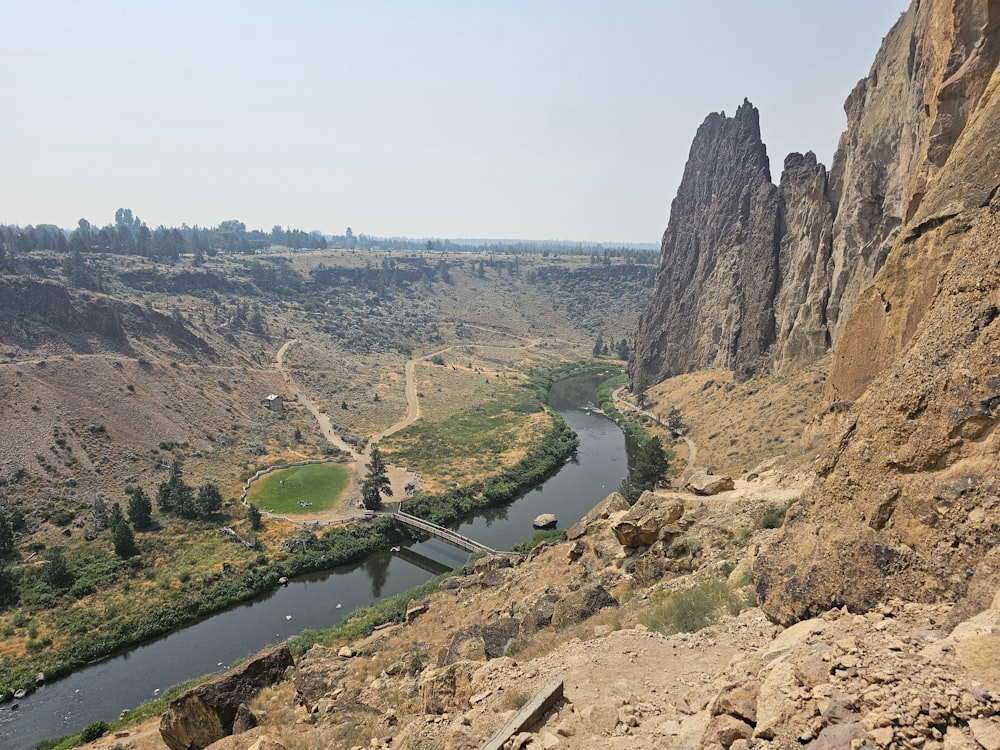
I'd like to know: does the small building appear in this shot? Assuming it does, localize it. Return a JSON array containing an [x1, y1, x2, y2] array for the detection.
[[261, 394, 284, 412]]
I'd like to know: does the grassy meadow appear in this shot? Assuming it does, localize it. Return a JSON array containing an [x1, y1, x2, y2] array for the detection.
[[248, 463, 350, 514]]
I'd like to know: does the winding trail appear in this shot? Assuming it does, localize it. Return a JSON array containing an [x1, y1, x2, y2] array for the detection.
[[271, 332, 546, 525], [612, 385, 698, 468]]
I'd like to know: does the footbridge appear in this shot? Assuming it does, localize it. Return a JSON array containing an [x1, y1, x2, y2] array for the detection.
[[377, 510, 497, 555]]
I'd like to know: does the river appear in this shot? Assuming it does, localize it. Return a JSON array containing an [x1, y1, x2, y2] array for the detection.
[[1, 372, 629, 750]]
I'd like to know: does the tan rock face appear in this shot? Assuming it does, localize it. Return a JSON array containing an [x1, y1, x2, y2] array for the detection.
[[159, 645, 293, 750], [750, 0, 1000, 626], [610, 490, 684, 546]]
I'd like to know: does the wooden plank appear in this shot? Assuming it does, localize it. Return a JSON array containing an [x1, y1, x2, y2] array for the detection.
[[480, 679, 564, 750]]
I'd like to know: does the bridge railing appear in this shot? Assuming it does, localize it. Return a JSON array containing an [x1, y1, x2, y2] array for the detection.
[[379, 510, 496, 554]]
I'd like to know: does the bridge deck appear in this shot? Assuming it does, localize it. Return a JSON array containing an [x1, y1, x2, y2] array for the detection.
[[376, 510, 497, 554]]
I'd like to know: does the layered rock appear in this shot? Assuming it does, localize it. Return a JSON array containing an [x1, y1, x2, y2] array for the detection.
[[772, 152, 834, 369], [159, 645, 294, 750]]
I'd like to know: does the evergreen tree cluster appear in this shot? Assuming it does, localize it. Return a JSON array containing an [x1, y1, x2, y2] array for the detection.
[[0, 209, 327, 265], [156, 458, 223, 520], [593, 333, 631, 360], [619, 436, 673, 504]]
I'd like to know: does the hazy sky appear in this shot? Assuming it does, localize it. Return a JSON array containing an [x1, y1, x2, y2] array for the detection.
[[2, 1, 908, 243]]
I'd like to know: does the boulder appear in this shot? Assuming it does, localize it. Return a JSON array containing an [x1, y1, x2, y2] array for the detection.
[[419, 661, 478, 714], [611, 491, 684, 547], [480, 617, 520, 658], [567, 492, 630, 539], [474, 554, 515, 573], [701, 714, 753, 748], [532, 513, 558, 529], [293, 647, 349, 706], [405, 599, 428, 622], [159, 645, 294, 750], [552, 585, 617, 627], [232, 703, 257, 734], [438, 627, 487, 666], [684, 472, 735, 496]]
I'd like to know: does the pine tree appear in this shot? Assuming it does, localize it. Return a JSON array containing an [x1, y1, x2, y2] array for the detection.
[[111, 519, 137, 558], [619, 436, 672, 503], [247, 504, 263, 531], [592, 333, 605, 358], [45, 547, 74, 590], [0, 513, 13, 555], [126, 487, 153, 530], [196, 482, 223, 518], [361, 444, 393, 511]]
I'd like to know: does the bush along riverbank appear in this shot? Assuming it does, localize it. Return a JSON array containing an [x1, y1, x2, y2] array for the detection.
[[399, 414, 578, 526], [387, 361, 592, 527], [595, 372, 652, 445]]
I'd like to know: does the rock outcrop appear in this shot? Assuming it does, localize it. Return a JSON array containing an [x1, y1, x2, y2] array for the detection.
[[631, 100, 780, 386], [159, 645, 294, 750], [629, 0, 1000, 626], [610, 490, 684, 547], [633, 1, 1000, 392]]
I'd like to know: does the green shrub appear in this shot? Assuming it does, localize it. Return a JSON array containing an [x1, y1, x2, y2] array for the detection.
[[80, 721, 109, 742], [511, 528, 566, 555], [640, 579, 755, 635], [759, 500, 795, 529]]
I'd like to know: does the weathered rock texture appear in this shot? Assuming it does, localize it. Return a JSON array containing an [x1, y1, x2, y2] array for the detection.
[[631, 99, 781, 385], [159, 645, 294, 750], [630, 0, 1000, 626], [757, 0, 1000, 624]]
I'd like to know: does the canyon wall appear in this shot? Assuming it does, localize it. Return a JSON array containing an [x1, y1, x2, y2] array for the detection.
[[632, 0, 1000, 622]]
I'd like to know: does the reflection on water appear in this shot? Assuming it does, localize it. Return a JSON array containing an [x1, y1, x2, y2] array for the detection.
[[364, 552, 390, 598]]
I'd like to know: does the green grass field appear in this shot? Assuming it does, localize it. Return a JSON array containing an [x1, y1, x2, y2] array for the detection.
[[249, 462, 350, 514]]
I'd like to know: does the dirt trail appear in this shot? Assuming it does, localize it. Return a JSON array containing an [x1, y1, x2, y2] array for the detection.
[[271, 333, 549, 523], [612, 385, 698, 467]]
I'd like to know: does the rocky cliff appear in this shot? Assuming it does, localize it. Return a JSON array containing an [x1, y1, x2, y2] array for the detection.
[[633, 1, 1000, 389], [633, 0, 1000, 625], [758, 0, 1000, 625], [630, 100, 781, 385], [630, 105, 842, 386]]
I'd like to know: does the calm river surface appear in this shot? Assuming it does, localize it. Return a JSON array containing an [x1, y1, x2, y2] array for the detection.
[[1, 372, 629, 750]]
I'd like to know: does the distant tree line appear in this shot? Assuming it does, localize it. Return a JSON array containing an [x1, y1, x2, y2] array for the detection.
[[0, 209, 327, 265]]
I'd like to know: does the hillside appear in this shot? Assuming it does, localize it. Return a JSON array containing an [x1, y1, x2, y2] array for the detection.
[[631, 0, 1000, 625], [0, 246, 654, 701]]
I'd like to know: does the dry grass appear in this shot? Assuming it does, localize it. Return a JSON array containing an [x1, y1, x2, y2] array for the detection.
[[645, 361, 830, 476]]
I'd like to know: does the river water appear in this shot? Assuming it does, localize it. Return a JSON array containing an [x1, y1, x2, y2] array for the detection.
[[1, 372, 629, 750]]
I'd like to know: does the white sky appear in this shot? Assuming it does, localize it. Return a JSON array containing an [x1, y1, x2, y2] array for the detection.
[[0, 1, 909, 243]]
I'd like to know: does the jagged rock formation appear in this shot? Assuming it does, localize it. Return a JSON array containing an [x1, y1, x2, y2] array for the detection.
[[757, 0, 1000, 624], [629, 0, 1000, 627], [631, 100, 781, 385], [633, 2, 1000, 389], [630, 102, 843, 386]]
